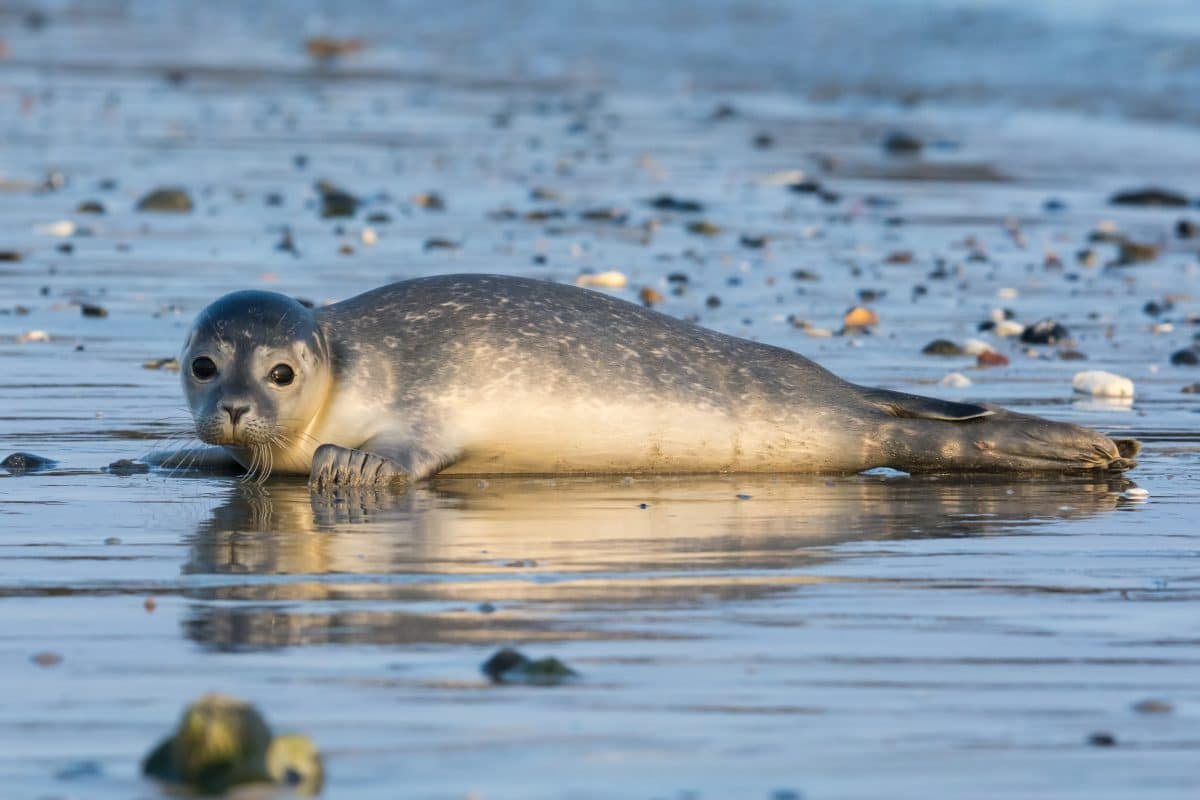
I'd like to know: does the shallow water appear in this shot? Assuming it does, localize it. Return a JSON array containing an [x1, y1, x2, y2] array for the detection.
[[2, 3, 1200, 799]]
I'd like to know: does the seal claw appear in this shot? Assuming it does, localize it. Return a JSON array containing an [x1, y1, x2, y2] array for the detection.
[[310, 444, 407, 489]]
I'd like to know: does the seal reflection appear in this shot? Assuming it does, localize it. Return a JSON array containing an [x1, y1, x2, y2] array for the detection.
[[181, 475, 1132, 651]]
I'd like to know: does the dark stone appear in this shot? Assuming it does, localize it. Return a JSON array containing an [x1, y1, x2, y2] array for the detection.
[[481, 647, 578, 686], [1087, 732, 1117, 747], [705, 295, 722, 309], [1043, 198, 1067, 212], [1110, 187, 1189, 207], [786, 180, 824, 194], [791, 269, 820, 281], [739, 234, 768, 249], [136, 187, 193, 213], [1020, 319, 1069, 345], [80, 303, 107, 318], [423, 238, 460, 251], [1, 452, 57, 473], [1171, 349, 1200, 366], [76, 200, 105, 214], [1176, 219, 1198, 239], [0, 251, 21, 262], [315, 180, 359, 218], [883, 130, 923, 155], [1181, 383, 1200, 394], [922, 339, 965, 356], [646, 195, 704, 213], [106, 459, 150, 475]]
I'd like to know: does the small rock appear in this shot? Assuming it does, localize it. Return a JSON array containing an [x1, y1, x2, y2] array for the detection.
[[0, 250, 21, 262], [639, 287, 664, 307], [1058, 349, 1088, 361], [941, 372, 972, 388], [315, 180, 359, 218], [17, 330, 51, 343], [360, 227, 378, 246], [1110, 187, 1189, 207], [1021, 319, 1069, 345], [1072, 370, 1134, 398], [646, 195, 704, 213], [412, 192, 445, 211], [791, 269, 820, 281], [739, 234, 768, 249], [705, 295, 722, 309], [1087, 731, 1117, 747], [1132, 699, 1173, 714], [1, 452, 57, 473], [752, 132, 774, 149], [305, 36, 364, 60], [144, 597, 157, 613], [883, 130, 923, 155], [1117, 239, 1160, 265], [922, 339, 965, 356], [55, 760, 103, 780], [884, 250, 914, 264], [142, 357, 180, 372], [423, 237, 459, 251], [576, 270, 628, 289], [977, 351, 1010, 368], [75, 200, 105, 214], [686, 220, 722, 236], [580, 207, 626, 223], [136, 187, 193, 213], [1176, 219, 1197, 239], [106, 459, 150, 475], [1181, 382, 1200, 393], [709, 103, 737, 120], [1122, 487, 1150, 500], [1170, 349, 1199, 366], [80, 303, 107, 318], [843, 306, 879, 328], [787, 179, 824, 194], [31, 651, 62, 667], [481, 647, 578, 686]]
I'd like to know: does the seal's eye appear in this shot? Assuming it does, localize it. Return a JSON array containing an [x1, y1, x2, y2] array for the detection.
[[269, 364, 295, 386], [191, 357, 217, 381]]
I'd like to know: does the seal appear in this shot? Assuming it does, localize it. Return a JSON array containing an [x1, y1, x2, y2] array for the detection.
[[177, 274, 1139, 487]]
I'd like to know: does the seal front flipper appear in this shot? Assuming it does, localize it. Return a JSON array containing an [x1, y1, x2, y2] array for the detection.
[[859, 386, 993, 421], [144, 446, 242, 474], [310, 444, 407, 489]]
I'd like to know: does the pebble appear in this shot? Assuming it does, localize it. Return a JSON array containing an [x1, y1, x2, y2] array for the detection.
[[80, 303, 108, 318], [31, 651, 62, 667], [1, 452, 57, 473], [1110, 187, 1189, 207], [315, 180, 359, 218], [106, 458, 150, 475], [306, 36, 365, 59], [1182, 383, 1200, 393], [882, 130, 923, 154], [136, 187, 193, 213], [739, 234, 768, 249], [18, 330, 51, 343], [35, 219, 76, 237], [1020, 319, 1069, 345], [1176, 219, 1197, 238], [647, 194, 704, 213], [0, 250, 21, 261], [639, 287, 664, 307], [143, 357, 180, 372], [423, 238, 459, 251], [1117, 238, 1160, 265], [686, 220, 722, 236], [1087, 731, 1117, 747], [922, 339, 965, 356], [1170, 349, 1199, 366], [1072, 370, 1134, 398], [941, 372, 972, 388], [843, 307, 879, 328], [977, 351, 1010, 367], [576, 270, 628, 289], [75, 200, 105, 214], [481, 647, 578, 686], [360, 227, 378, 246], [1132, 698, 1173, 714], [412, 191, 445, 211]]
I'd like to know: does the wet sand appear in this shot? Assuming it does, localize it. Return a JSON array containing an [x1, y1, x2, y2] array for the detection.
[[2, 3, 1200, 798]]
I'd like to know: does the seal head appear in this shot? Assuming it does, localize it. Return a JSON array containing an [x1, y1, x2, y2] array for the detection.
[[181, 291, 330, 463]]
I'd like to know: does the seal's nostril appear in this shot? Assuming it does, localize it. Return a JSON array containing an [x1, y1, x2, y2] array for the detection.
[[222, 404, 249, 426]]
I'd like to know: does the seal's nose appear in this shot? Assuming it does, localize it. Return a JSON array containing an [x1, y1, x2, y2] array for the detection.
[[222, 404, 249, 426]]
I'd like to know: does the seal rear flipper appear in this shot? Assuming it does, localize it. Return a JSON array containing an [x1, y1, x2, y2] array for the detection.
[[860, 387, 993, 422]]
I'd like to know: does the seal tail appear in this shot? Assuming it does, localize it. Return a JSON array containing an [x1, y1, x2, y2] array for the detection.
[[864, 389, 1140, 473]]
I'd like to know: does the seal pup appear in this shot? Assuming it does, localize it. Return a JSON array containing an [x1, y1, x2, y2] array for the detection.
[[177, 274, 1139, 487]]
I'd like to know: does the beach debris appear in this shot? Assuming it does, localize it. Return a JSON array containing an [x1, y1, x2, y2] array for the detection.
[[481, 647, 578, 686], [136, 187, 193, 213], [35, 219, 76, 236], [1170, 349, 1199, 366], [31, 651, 62, 667], [842, 306, 879, 329], [75, 200, 105, 214], [1109, 187, 1189, 207], [360, 227, 378, 246], [1132, 698, 1173, 714], [686, 220, 722, 236], [882, 130, 923, 155], [639, 287, 664, 307], [922, 339, 964, 356], [142, 693, 323, 796], [576, 270, 627, 289], [412, 191, 445, 211], [105, 459, 150, 476], [142, 357, 180, 372], [1072, 370, 1134, 398], [646, 194, 704, 213], [2, 452, 57, 473], [17, 330, 51, 343], [976, 351, 1009, 368], [305, 36, 365, 60], [1122, 487, 1150, 501], [940, 372, 972, 388], [859, 467, 910, 479], [1116, 238, 1160, 265], [1020, 319, 1069, 345], [316, 181, 358, 218]]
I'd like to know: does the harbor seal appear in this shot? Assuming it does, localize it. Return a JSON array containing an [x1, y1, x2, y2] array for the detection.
[[177, 274, 1139, 487]]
